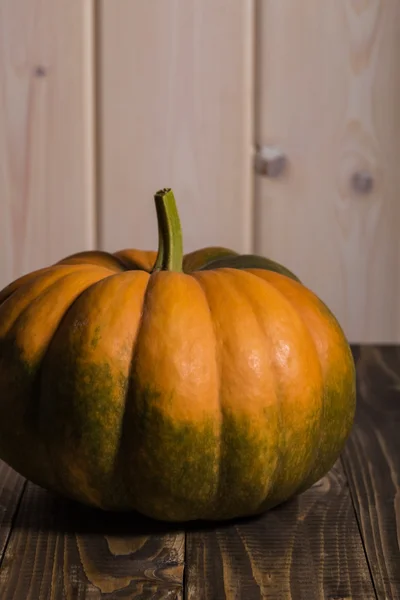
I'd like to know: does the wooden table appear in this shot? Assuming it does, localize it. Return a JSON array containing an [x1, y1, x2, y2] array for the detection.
[[0, 345, 399, 599]]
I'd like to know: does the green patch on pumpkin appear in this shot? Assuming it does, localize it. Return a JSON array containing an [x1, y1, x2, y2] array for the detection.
[[39, 358, 129, 508], [0, 338, 58, 490], [90, 325, 102, 349], [119, 383, 220, 520], [198, 254, 301, 282]]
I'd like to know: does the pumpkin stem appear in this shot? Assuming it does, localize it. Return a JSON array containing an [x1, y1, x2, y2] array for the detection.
[[152, 188, 183, 272]]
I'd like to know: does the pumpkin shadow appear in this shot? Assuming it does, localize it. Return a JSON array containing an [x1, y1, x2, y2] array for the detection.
[[27, 483, 276, 536]]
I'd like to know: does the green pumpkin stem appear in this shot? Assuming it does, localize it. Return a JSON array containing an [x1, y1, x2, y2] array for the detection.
[[152, 188, 183, 272]]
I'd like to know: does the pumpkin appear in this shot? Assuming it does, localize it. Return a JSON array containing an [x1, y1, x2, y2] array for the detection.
[[0, 188, 355, 522]]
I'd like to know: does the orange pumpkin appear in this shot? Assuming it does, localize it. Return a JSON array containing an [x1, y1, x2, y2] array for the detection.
[[0, 188, 355, 521]]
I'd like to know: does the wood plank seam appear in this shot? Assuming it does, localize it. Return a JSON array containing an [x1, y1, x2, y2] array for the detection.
[[340, 455, 378, 599], [183, 531, 189, 600], [0, 478, 27, 567], [93, 0, 102, 252]]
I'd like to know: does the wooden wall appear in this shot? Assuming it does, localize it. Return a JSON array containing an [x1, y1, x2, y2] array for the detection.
[[0, 1, 96, 284], [254, 0, 400, 343], [1, 0, 399, 343], [98, 1, 254, 255]]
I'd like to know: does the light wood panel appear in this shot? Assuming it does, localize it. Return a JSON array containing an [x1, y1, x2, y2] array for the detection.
[[99, 0, 254, 255], [255, 0, 400, 343], [0, 0, 96, 290]]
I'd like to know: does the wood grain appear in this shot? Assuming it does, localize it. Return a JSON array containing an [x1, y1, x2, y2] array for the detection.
[[185, 461, 375, 600], [0, 481, 184, 599], [0, 462, 25, 563], [98, 0, 254, 255], [0, 0, 96, 290], [342, 346, 400, 599], [255, 0, 400, 343]]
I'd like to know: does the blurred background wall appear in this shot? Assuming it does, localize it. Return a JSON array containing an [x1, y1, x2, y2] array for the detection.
[[1, 0, 399, 343]]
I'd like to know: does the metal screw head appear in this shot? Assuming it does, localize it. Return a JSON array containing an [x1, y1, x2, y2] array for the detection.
[[254, 146, 287, 178], [351, 171, 374, 194], [34, 66, 47, 77]]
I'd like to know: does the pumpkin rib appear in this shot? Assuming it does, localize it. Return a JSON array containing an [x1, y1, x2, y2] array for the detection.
[[246, 269, 355, 492], [183, 247, 238, 272], [223, 270, 286, 508], [9, 267, 114, 359], [57, 250, 128, 272], [0, 265, 101, 336], [0, 266, 51, 308], [189, 272, 224, 513], [217, 268, 325, 511], [259, 275, 327, 495], [256, 275, 327, 492], [38, 270, 151, 508], [193, 269, 284, 517], [112, 271, 155, 509], [0, 266, 114, 493], [208, 269, 284, 513], [115, 271, 160, 512], [243, 270, 326, 493], [126, 271, 222, 520], [0, 264, 97, 309], [113, 249, 158, 271], [45, 268, 154, 510], [218, 269, 314, 510], [198, 255, 301, 283], [297, 297, 355, 489]]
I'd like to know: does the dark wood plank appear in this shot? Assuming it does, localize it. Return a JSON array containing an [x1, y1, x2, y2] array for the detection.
[[185, 460, 375, 600], [0, 481, 184, 599], [0, 461, 26, 562], [342, 345, 400, 600]]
